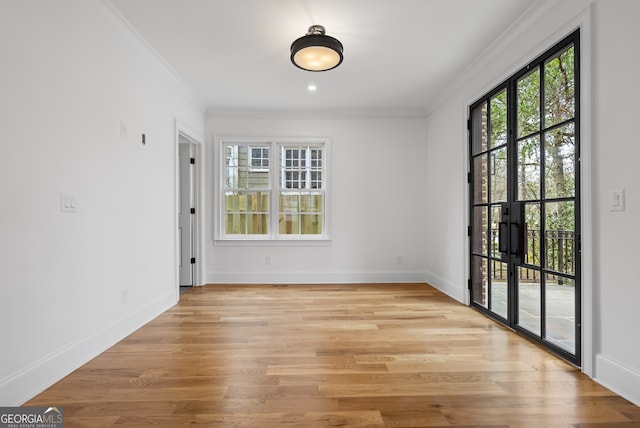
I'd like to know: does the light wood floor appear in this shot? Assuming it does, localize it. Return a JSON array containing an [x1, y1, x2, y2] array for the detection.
[[27, 283, 640, 427]]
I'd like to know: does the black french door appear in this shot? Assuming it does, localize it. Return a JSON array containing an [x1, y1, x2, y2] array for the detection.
[[469, 31, 580, 365]]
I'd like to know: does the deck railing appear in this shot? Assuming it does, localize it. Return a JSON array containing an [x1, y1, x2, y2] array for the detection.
[[490, 228, 575, 281]]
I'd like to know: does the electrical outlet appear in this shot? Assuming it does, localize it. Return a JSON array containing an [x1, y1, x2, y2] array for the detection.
[[396, 256, 404, 264], [121, 288, 128, 304]]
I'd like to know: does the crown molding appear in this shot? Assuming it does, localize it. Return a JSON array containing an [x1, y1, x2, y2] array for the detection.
[[98, 0, 206, 113], [206, 107, 428, 120]]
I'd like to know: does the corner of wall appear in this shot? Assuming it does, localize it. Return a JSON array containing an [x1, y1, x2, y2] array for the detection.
[[424, 270, 465, 303]]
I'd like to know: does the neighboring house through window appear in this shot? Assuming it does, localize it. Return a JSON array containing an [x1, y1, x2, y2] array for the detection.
[[217, 137, 329, 241], [250, 147, 269, 172]]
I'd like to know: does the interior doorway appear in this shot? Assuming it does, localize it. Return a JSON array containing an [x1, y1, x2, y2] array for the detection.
[[176, 127, 203, 297], [178, 138, 195, 287]]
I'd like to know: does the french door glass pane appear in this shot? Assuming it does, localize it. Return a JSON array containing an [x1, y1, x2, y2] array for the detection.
[[473, 155, 488, 203], [490, 90, 507, 148], [544, 123, 575, 199], [546, 275, 575, 353], [471, 103, 488, 154], [473, 206, 488, 255], [491, 261, 508, 318], [524, 203, 541, 267], [518, 267, 541, 335], [490, 205, 502, 258], [490, 147, 507, 203], [472, 256, 488, 308], [545, 201, 575, 275], [517, 68, 541, 138], [517, 136, 541, 201], [544, 45, 575, 128]]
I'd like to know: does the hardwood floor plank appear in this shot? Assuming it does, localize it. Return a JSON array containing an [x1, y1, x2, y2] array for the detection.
[[25, 283, 640, 427], [188, 410, 386, 428]]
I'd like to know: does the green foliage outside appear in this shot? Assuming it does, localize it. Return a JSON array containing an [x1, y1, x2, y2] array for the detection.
[[478, 45, 576, 276]]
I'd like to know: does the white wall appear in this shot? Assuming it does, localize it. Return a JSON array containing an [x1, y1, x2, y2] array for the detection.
[[205, 114, 429, 284], [590, 0, 640, 405], [0, 0, 204, 405], [424, 100, 468, 302], [424, 0, 640, 406]]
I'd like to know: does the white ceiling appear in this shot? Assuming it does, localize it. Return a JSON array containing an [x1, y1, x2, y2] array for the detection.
[[108, 0, 537, 115]]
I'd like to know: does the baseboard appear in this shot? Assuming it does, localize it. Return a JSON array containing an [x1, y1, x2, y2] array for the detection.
[[424, 269, 465, 303], [207, 270, 427, 285], [0, 290, 177, 406], [595, 353, 640, 406]]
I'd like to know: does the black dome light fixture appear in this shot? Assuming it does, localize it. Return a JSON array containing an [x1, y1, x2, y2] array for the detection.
[[290, 25, 343, 72]]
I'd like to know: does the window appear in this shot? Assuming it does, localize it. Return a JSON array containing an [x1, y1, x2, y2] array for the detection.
[[250, 147, 269, 171], [279, 146, 324, 235], [217, 137, 329, 241]]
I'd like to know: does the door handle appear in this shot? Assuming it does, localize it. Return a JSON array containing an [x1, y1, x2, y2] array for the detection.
[[498, 221, 508, 253], [510, 222, 521, 256]]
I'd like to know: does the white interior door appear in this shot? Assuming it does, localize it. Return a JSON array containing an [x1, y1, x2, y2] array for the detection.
[[178, 140, 194, 286]]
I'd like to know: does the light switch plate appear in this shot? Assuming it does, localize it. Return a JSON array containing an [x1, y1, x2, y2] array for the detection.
[[610, 189, 625, 212], [60, 193, 78, 213]]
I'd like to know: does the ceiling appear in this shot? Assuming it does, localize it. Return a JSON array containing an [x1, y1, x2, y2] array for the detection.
[[108, 0, 537, 116]]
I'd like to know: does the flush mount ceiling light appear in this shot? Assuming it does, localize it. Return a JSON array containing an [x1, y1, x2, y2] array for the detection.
[[290, 25, 343, 72]]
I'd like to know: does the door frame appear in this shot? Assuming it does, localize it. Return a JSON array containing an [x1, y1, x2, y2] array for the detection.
[[464, 25, 593, 372], [175, 120, 205, 299], [178, 139, 195, 287]]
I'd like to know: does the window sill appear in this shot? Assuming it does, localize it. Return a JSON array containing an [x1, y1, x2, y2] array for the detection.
[[214, 239, 332, 247]]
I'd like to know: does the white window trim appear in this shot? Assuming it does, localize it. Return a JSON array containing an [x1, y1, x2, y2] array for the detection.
[[214, 136, 331, 245]]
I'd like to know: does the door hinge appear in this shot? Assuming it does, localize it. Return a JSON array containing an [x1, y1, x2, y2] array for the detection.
[[190, 208, 196, 214], [576, 323, 582, 346], [467, 171, 472, 183], [468, 278, 472, 290], [190, 257, 196, 264], [190, 157, 195, 165], [467, 225, 472, 237], [467, 118, 471, 131]]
